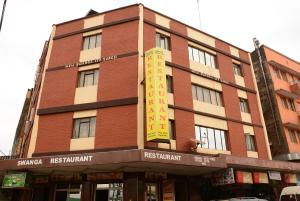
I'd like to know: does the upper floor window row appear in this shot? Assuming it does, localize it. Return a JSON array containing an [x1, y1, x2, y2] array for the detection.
[[192, 84, 223, 106], [273, 66, 299, 83], [188, 46, 216, 69], [83, 34, 101, 50], [280, 96, 296, 111]]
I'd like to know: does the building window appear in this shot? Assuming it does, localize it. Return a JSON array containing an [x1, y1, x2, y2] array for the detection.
[[95, 183, 123, 201], [233, 63, 243, 76], [273, 67, 281, 79], [145, 183, 158, 201], [169, 120, 175, 140], [78, 69, 99, 87], [192, 85, 222, 106], [55, 184, 81, 201], [280, 97, 288, 109], [245, 134, 256, 151], [289, 129, 297, 143], [73, 117, 96, 138], [156, 33, 170, 50], [281, 71, 288, 81], [239, 98, 249, 113], [188, 46, 216, 69], [166, 75, 173, 93], [195, 125, 227, 151], [83, 34, 101, 50], [287, 98, 296, 111]]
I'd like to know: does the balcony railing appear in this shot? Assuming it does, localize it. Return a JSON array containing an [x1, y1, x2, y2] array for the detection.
[[290, 81, 300, 96]]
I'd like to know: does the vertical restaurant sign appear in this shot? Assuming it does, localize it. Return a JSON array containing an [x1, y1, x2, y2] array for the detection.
[[145, 48, 169, 142]]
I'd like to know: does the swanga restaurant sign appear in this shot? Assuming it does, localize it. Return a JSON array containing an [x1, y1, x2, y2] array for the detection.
[[145, 48, 169, 142]]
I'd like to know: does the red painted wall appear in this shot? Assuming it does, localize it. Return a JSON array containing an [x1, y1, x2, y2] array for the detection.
[[35, 113, 73, 154]]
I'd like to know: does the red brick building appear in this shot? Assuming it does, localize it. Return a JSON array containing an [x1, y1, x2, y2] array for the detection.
[[251, 44, 300, 161], [1, 4, 300, 201]]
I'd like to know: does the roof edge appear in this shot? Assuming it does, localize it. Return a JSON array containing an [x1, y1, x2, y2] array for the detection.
[[262, 45, 300, 66]]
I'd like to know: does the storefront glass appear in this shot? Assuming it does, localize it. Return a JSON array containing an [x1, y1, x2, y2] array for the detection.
[[145, 183, 158, 201], [95, 183, 123, 201], [54, 184, 81, 201]]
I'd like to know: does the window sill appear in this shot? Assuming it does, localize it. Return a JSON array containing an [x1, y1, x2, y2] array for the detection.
[[247, 151, 258, 158], [196, 148, 231, 155]]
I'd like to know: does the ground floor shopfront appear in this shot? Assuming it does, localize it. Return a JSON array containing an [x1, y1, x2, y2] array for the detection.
[[1, 149, 300, 201]]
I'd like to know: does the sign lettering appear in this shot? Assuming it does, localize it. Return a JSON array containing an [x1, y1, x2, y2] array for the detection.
[[145, 48, 169, 142]]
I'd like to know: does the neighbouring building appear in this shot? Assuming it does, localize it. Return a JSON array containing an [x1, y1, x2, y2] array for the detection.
[[1, 4, 300, 201], [251, 44, 300, 161]]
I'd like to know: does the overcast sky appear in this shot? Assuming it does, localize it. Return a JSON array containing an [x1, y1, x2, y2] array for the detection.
[[0, 0, 299, 155]]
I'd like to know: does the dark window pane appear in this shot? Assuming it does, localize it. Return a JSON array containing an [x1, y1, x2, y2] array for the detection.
[[169, 120, 175, 140], [166, 76, 173, 93], [55, 191, 67, 201]]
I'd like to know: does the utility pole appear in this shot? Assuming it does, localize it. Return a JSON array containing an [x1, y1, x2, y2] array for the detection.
[[0, 0, 7, 32], [197, 0, 202, 29]]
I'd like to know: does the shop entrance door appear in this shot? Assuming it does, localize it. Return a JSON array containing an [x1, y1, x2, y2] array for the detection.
[[94, 183, 123, 201], [145, 183, 159, 201], [95, 189, 109, 201]]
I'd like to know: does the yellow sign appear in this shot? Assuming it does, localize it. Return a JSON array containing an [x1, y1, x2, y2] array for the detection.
[[145, 48, 169, 142]]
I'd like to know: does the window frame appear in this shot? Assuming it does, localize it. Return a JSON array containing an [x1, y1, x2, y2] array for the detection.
[[245, 134, 256, 151], [239, 98, 250, 113], [192, 84, 223, 106], [156, 32, 171, 50], [188, 46, 217, 69], [233, 63, 243, 77], [82, 34, 101, 50], [78, 69, 99, 88], [166, 75, 174, 93], [72, 116, 96, 139], [195, 125, 227, 151], [168, 119, 176, 140]]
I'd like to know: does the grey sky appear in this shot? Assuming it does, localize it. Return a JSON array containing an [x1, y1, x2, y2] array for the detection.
[[0, 0, 299, 155]]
